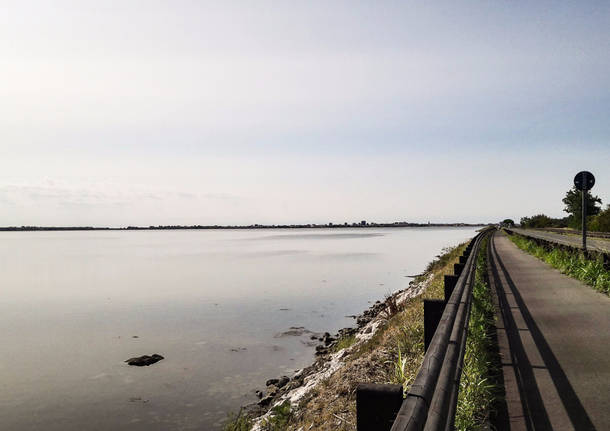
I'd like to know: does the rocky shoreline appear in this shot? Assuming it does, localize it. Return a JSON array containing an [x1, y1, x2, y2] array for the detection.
[[238, 274, 432, 427]]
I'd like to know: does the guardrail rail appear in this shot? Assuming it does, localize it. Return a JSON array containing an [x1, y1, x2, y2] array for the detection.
[[356, 229, 492, 431]]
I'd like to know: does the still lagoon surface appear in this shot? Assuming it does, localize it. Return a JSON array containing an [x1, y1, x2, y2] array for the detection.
[[0, 227, 477, 430]]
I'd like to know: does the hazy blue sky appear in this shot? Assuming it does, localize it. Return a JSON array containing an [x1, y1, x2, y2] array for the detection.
[[2, 1, 609, 226]]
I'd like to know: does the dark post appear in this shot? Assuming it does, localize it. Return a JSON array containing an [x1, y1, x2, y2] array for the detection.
[[356, 383, 404, 431], [582, 172, 587, 251], [444, 274, 458, 302], [574, 171, 595, 251], [424, 299, 445, 351], [454, 263, 464, 276]]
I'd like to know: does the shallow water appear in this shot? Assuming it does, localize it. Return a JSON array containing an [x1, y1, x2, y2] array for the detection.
[[0, 227, 477, 430]]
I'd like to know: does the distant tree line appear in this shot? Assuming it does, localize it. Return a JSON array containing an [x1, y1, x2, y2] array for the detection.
[[519, 186, 610, 232], [0, 222, 485, 232]]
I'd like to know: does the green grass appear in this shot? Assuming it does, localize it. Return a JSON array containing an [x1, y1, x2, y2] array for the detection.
[[390, 244, 467, 395], [260, 401, 293, 431], [508, 233, 610, 295], [330, 334, 357, 353], [223, 409, 252, 431], [455, 236, 499, 430]]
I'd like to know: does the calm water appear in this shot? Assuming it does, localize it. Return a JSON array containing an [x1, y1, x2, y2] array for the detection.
[[0, 227, 477, 430]]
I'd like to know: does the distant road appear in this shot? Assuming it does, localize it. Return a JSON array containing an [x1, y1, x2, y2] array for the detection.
[[510, 228, 610, 253]]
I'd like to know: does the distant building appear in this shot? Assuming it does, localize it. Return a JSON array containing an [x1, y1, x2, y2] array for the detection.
[[361, 220, 367, 226]]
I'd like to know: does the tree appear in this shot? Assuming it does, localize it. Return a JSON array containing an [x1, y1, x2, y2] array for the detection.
[[562, 187, 602, 229], [590, 205, 610, 232], [520, 214, 554, 228], [501, 219, 515, 227]]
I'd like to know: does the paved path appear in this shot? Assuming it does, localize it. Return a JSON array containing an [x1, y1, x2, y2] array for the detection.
[[511, 228, 610, 253], [488, 232, 610, 431]]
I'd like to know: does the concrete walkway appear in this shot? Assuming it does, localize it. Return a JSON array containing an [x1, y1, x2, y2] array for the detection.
[[488, 232, 610, 431]]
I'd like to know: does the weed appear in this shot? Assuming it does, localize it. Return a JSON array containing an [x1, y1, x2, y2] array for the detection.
[[260, 401, 292, 431], [331, 334, 357, 353], [223, 409, 252, 431], [389, 244, 466, 394], [381, 292, 404, 319], [455, 236, 500, 430]]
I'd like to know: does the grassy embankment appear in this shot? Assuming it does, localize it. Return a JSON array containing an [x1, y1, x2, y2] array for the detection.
[[223, 243, 465, 431], [455, 235, 501, 430], [225, 237, 502, 431], [286, 243, 469, 431], [507, 233, 610, 295]]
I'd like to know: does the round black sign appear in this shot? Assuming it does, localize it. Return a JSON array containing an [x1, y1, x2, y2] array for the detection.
[[574, 171, 595, 191]]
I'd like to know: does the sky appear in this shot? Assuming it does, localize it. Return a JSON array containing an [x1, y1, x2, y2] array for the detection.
[[1, 1, 609, 226]]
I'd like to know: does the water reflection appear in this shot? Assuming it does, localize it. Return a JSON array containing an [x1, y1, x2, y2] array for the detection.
[[0, 227, 476, 430]]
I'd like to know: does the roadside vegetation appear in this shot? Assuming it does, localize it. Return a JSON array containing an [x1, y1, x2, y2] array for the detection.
[[508, 234, 610, 295], [455, 236, 500, 430]]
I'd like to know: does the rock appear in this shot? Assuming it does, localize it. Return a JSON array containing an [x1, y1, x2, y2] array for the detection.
[[356, 317, 368, 327], [315, 345, 329, 355], [258, 395, 273, 407], [125, 354, 164, 366], [243, 402, 264, 416], [277, 376, 290, 388], [323, 334, 336, 346], [255, 390, 263, 399], [274, 326, 314, 338], [266, 378, 279, 386], [267, 384, 279, 396]]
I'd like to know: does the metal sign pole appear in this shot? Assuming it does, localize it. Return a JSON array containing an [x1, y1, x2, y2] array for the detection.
[[582, 175, 587, 251], [573, 170, 594, 253]]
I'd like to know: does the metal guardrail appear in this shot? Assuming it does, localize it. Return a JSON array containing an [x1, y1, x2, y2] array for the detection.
[[388, 230, 489, 431], [529, 227, 610, 240], [507, 228, 610, 254]]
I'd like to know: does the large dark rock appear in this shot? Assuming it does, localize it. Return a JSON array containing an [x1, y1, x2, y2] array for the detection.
[[277, 376, 290, 388], [125, 354, 164, 366], [323, 334, 336, 346], [315, 345, 329, 355], [258, 395, 274, 406], [243, 402, 264, 417], [266, 378, 279, 386]]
